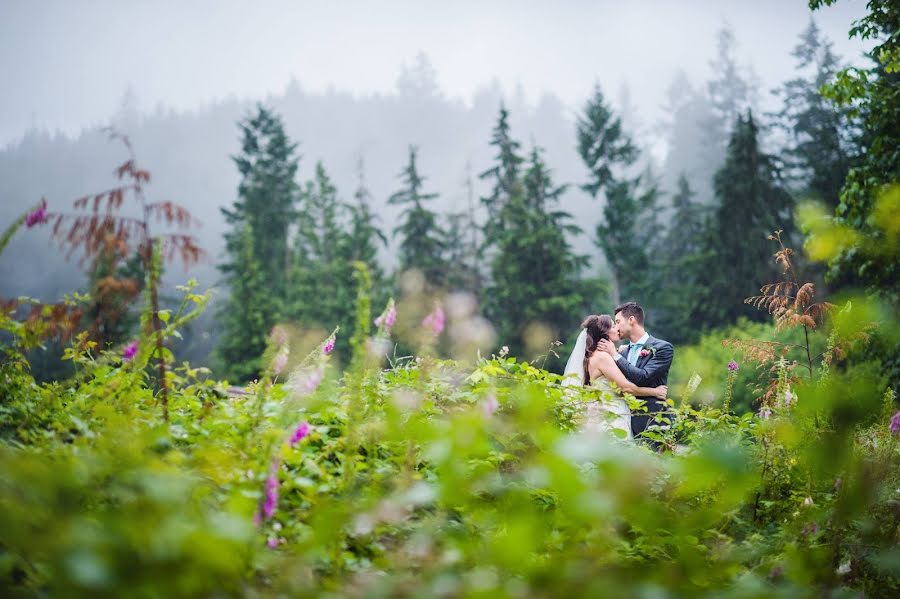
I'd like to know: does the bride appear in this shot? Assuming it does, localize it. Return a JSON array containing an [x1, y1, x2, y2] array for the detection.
[[563, 315, 668, 440]]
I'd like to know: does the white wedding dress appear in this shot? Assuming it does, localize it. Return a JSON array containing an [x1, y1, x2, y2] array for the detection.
[[563, 328, 633, 441], [581, 376, 633, 441]]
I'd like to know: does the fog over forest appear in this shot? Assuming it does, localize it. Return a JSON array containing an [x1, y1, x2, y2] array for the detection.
[[0, 0, 870, 365]]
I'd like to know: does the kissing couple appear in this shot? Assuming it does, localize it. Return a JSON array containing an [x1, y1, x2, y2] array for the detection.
[[562, 302, 674, 442]]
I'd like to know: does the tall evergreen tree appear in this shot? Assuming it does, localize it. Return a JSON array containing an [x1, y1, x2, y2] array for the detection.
[[220, 105, 299, 303], [216, 223, 277, 381], [485, 145, 587, 360], [345, 157, 387, 289], [773, 19, 855, 210], [289, 162, 358, 363], [576, 84, 638, 200], [576, 84, 656, 305], [693, 112, 794, 328], [479, 105, 525, 245], [388, 146, 447, 288], [655, 175, 709, 343]]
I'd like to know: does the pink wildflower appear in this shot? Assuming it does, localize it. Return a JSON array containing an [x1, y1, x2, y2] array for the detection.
[[262, 459, 280, 520], [422, 302, 445, 336], [482, 394, 499, 417], [267, 537, 279, 549], [122, 340, 138, 361], [289, 422, 310, 446], [304, 368, 323, 393], [269, 325, 288, 348], [727, 360, 739, 372], [322, 338, 335, 355], [272, 351, 288, 376], [25, 200, 48, 228], [890, 411, 900, 435], [375, 300, 397, 330]]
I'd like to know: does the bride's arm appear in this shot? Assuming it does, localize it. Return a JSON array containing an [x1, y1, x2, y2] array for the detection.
[[594, 353, 666, 399]]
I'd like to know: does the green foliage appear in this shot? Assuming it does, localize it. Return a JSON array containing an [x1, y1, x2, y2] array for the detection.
[[810, 0, 899, 307]]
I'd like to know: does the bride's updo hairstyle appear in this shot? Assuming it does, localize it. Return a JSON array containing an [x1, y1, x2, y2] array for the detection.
[[580, 314, 613, 385]]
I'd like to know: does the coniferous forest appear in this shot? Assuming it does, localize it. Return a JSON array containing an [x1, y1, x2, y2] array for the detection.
[[1, 1, 899, 596]]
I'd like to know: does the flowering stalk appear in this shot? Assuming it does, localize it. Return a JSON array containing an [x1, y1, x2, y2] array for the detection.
[[723, 360, 738, 413]]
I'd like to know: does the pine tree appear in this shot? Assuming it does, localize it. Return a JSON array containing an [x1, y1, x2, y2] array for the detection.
[[655, 175, 709, 342], [594, 175, 660, 305], [345, 157, 387, 290], [216, 224, 277, 381], [388, 146, 446, 289], [217, 105, 299, 377], [576, 84, 638, 200], [485, 145, 587, 360], [479, 105, 525, 245], [694, 112, 794, 328], [289, 162, 358, 363], [576, 84, 655, 305], [774, 19, 855, 210], [221, 105, 299, 303]]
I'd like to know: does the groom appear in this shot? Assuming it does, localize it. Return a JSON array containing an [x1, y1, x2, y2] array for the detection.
[[597, 302, 674, 440]]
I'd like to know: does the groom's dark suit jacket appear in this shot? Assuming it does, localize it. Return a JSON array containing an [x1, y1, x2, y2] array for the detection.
[[616, 335, 674, 437]]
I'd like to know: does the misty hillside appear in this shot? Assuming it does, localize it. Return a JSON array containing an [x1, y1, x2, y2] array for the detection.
[[0, 68, 622, 303]]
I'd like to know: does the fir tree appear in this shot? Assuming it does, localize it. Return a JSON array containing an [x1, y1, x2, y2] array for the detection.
[[345, 157, 387, 291], [773, 19, 854, 210], [216, 223, 277, 381], [655, 175, 709, 342], [694, 112, 794, 328], [479, 105, 525, 245], [220, 105, 299, 304], [290, 162, 358, 363], [388, 146, 446, 289], [576, 84, 638, 199], [485, 145, 587, 361]]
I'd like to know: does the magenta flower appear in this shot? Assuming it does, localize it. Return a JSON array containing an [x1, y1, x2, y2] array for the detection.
[[272, 351, 288, 376], [122, 340, 138, 361], [422, 303, 445, 336], [727, 360, 739, 372], [267, 537, 279, 549], [262, 459, 280, 520], [304, 367, 323, 393], [269, 325, 288, 348], [890, 411, 900, 435], [289, 422, 310, 446], [322, 338, 335, 355], [375, 300, 397, 330], [759, 406, 772, 420], [482, 394, 499, 417], [25, 200, 48, 228]]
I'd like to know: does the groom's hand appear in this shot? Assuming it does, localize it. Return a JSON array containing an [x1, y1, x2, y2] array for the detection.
[[598, 339, 617, 357]]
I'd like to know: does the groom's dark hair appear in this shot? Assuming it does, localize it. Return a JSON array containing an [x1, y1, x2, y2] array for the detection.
[[614, 301, 644, 325]]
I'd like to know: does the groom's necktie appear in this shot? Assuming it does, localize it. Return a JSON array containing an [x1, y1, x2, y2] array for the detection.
[[626, 343, 642, 366]]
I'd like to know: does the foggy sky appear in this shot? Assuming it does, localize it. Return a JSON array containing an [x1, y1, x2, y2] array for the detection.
[[0, 0, 869, 150]]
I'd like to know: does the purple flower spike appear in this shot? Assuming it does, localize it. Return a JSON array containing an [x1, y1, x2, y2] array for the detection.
[[422, 303, 445, 336], [272, 351, 288, 376], [727, 360, 739, 372], [25, 200, 48, 228], [263, 459, 280, 520], [322, 338, 335, 355], [890, 411, 900, 436], [122, 340, 138, 361], [289, 422, 311, 446], [482, 394, 499, 418]]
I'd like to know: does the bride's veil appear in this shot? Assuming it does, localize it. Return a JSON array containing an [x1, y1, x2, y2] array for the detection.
[[562, 329, 588, 387]]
